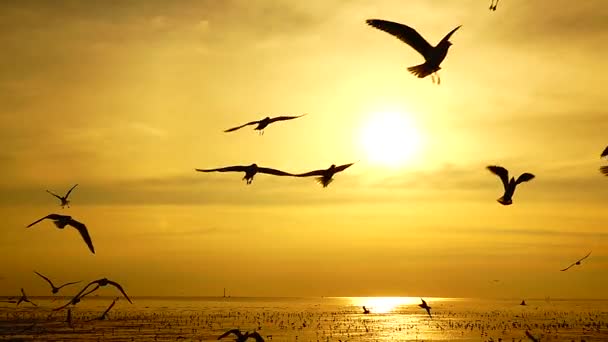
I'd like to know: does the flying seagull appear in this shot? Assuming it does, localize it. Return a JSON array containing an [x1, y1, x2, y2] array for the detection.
[[34, 271, 81, 294], [46, 184, 78, 208], [90, 297, 119, 321], [366, 19, 461, 84], [70, 278, 132, 304], [487, 166, 535, 205], [295, 163, 355, 187], [218, 329, 265, 342], [17, 288, 37, 307], [27, 214, 95, 254], [224, 114, 307, 135], [53, 283, 102, 311], [489, 0, 499, 11], [419, 298, 432, 318], [195, 164, 294, 185], [560, 251, 592, 271]]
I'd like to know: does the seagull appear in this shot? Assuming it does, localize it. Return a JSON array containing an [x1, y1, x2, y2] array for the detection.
[[224, 114, 307, 135], [218, 329, 265, 342], [17, 288, 37, 307], [70, 278, 132, 304], [53, 283, 101, 311], [362, 306, 370, 314], [195, 164, 294, 185], [26, 214, 95, 254], [34, 271, 81, 294], [601, 146, 608, 158], [489, 0, 499, 11], [560, 251, 591, 271], [366, 19, 461, 84], [90, 297, 119, 321], [295, 163, 355, 187], [487, 166, 535, 205], [599, 146, 608, 176], [46, 184, 78, 208], [418, 298, 432, 318]]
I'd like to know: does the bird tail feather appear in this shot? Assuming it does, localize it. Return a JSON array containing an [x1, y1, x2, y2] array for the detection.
[[407, 63, 437, 79]]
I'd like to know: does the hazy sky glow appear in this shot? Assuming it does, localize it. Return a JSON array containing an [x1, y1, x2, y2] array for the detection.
[[1, 0, 607, 299]]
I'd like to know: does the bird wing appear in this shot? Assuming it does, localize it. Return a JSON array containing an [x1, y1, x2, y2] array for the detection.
[[366, 19, 434, 59], [515, 173, 535, 185], [247, 331, 265, 342], [294, 169, 325, 177], [487, 166, 510, 191], [560, 263, 576, 272], [218, 329, 242, 340], [334, 163, 355, 173], [600, 166, 608, 176], [195, 166, 248, 173], [106, 280, 133, 304], [268, 114, 307, 124], [34, 271, 55, 288], [420, 298, 427, 306], [426, 307, 432, 318], [68, 281, 99, 303], [56, 280, 82, 290], [26, 215, 52, 228], [601, 146, 608, 158], [67, 219, 95, 254], [65, 184, 78, 198], [100, 297, 118, 318], [21, 288, 27, 297], [46, 190, 63, 200], [577, 251, 592, 263], [438, 25, 462, 45], [257, 167, 294, 176], [224, 120, 261, 132]]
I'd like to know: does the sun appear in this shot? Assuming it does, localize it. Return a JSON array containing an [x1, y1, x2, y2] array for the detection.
[[359, 111, 423, 167]]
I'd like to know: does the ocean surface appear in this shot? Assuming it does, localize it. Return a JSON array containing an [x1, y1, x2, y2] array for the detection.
[[1, 296, 607, 341]]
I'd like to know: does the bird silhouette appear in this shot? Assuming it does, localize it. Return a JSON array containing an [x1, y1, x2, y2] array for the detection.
[[195, 164, 294, 184], [487, 166, 535, 205], [366, 19, 461, 84], [560, 251, 591, 271], [599, 146, 608, 176], [89, 297, 119, 321], [16, 288, 37, 307], [26, 214, 95, 254], [362, 306, 370, 314], [224, 114, 306, 135], [53, 283, 101, 311], [418, 298, 432, 318], [295, 163, 355, 187], [46, 184, 78, 208], [70, 278, 132, 304], [33, 271, 81, 294], [218, 329, 265, 341], [489, 0, 499, 11]]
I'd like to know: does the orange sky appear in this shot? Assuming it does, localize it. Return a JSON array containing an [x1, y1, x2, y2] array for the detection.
[[1, 0, 607, 299]]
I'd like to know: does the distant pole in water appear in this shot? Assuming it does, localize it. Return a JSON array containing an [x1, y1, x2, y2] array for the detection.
[[223, 288, 226, 298]]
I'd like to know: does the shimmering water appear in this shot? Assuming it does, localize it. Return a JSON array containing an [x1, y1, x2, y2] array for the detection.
[[1, 297, 607, 341]]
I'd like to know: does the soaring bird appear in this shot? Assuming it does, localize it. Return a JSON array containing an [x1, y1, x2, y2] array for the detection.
[[560, 251, 592, 271], [195, 164, 294, 185], [91, 297, 119, 321], [46, 184, 78, 208], [295, 163, 355, 187], [26, 214, 95, 254], [224, 114, 307, 135], [599, 146, 608, 176], [418, 298, 432, 318], [366, 19, 461, 84], [70, 278, 132, 304], [487, 166, 535, 205], [489, 0, 499, 11], [33, 271, 81, 294], [218, 329, 265, 342], [53, 283, 102, 311], [362, 306, 371, 314], [17, 288, 37, 307]]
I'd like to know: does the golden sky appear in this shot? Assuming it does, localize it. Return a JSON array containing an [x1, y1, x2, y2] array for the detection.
[[1, 0, 607, 299]]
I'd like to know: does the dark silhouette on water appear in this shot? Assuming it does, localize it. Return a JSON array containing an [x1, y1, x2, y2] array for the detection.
[[34, 271, 81, 294], [520, 300, 527, 306], [46, 184, 78, 208], [224, 114, 307, 135], [17, 288, 37, 307], [489, 0, 499, 11], [487, 166, 535, 205], [66, 308, 73, 328], [196, 164, 294, 185], [26, 214, 95, 254], [560, 251, 591, 271], [419, 298, 432, 318], [218, 329, 265, 341], [295, 163, 355, 187], [362, 306, 370, 314], [89, 297, 119, 321], [366, 19, 461, 84], [600, 146, 608, 176]]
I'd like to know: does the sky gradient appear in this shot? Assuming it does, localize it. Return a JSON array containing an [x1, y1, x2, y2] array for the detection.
[[1, 0, 607, 299]]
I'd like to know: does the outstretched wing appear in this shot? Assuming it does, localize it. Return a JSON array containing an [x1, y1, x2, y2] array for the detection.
[[366, 19, 433, 59], [65, 184, 78, 198], [46, 190, 62, 200], [56, 280, 82, 290], [438, 25, 462, 45], [601, 146, 608, 158], [99, 297, 118, 319], [67, 219, 95, 254], [34, 271, 54, 288], [334, 163, 355, 173], [224, 120, 261, 133], [425, 307, 432, 318], [195, 166, 248, 173], [515, 173, 535, 185], [560, 262, 576, 272], [107, 280, 133, 304], [247, 331, 265, 342], [26, 215, 52, 228], [295, 169, 325, 177], [577, 251, 592, 263], [218, 329, 242, 340], [26, 214, 65, 228], [268, 114, 307, 124], [420, 298, 427, 306], [600, 166, 608, 176], [257, 167, 294, 176], [487, 166, 510, 191]]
